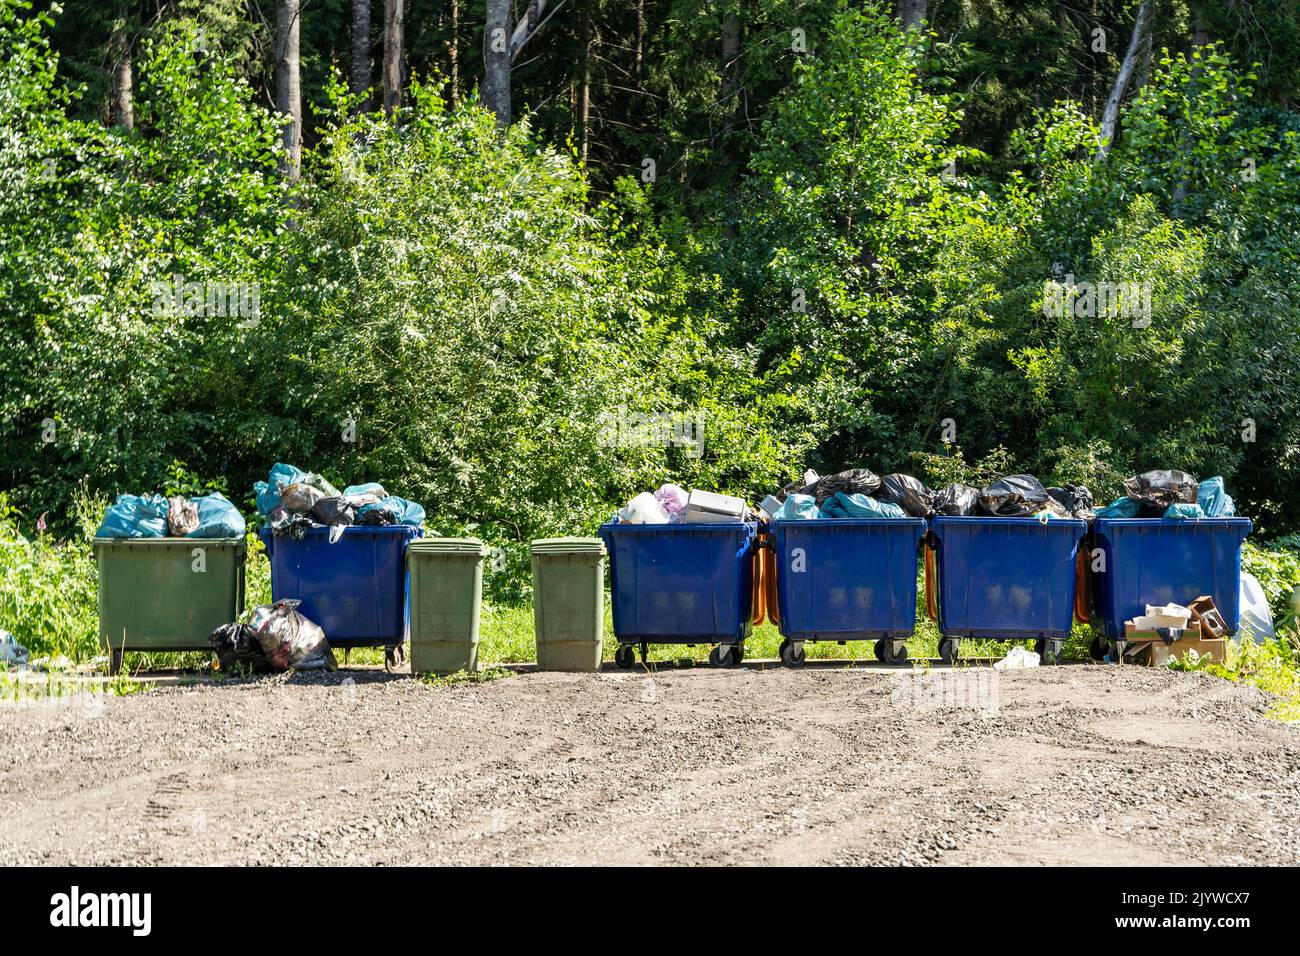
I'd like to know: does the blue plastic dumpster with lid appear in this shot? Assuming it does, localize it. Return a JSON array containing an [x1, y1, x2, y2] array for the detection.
[[259, 524, 422, 667], [770, 517, 927, 666], [929, 516, 1088, 664], [1090, 517, 1252, 654], [598, 519, 758, 668]]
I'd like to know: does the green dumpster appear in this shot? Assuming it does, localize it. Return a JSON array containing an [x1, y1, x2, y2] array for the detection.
[[407, 538, 488, 675], [530, 537, 606, 672], [94, 537, 246, 671]]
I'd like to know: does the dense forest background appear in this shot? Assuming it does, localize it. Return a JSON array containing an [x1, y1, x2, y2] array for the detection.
[[2, 0, 1298, 588]]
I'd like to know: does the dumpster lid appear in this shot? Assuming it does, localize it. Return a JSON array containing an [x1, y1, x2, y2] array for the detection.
[[93, 536, 245, 548], [408, 537, 488, 556], [529, 536, 606, 556]]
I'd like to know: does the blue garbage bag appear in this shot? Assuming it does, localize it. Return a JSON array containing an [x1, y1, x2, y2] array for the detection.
[[773, 493, 819, 520], [1197, 476, 1235, 518], [343, 482, 387, 498], [1094, 496, 1139, 519], [358, 495, 425, 527], [188, 493, 247, 538], [819, 492, 906, 519], [254, 462, 309, 516], [1164, 503, 1206, 520], [94, 494, 168, 538]]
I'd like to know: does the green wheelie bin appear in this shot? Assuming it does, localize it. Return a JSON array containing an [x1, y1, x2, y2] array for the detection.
[[530, 537, 606, 672], [407, 537, 488, 674], [94, 536, 246, 673]]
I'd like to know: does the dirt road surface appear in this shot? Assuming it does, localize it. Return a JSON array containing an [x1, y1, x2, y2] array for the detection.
[[1, 663, 1297, 866]]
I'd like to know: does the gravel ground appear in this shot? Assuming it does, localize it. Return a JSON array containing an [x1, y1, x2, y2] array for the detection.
[[1, 662, 1297, 866]]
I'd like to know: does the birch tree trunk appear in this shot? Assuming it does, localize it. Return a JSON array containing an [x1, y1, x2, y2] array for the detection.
[[1096, 0, 1153, 160], [275, 0, 302, 180]]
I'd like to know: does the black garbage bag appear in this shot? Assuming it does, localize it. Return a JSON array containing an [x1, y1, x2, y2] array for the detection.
[[268, 506, 318, 540], [250, 600, 335, 672], [208, 622, 271, 673], [933, 483, 980, 516], [979, 474, 1050, 517], [1047, 484, 1096, 521], [1122, 470, 1199, 510], [799, 468, 882, 505], [356, 507, 396, 526], [874, 474, 933, 517], [311, 496, 357, 527]]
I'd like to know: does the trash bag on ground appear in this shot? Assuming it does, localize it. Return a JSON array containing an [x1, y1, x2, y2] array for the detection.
[[1238, 572, 1275, 642], [800, 468, 881, 504], [933, 483, 980, 516], [0, 629, 30, 668], [819, 492, 906, 519], [1047, 484, 1095, 521], [254, 463, 309, 516], [356, 495, 425, 527], [774, 493, 819, 520], [1095, 496, 1140, 519], [189, 493, 246, 538], [167, 496, 200, 536], [1197, 476, 1235, 518], [95, 494, 169, 538], [874, 474, 933, 517], [978, 475, 1049, 517], [1123, 470, 1199, 510], [208, 622, 271, 673], [250, 600, 334, 672], [1164, 503, 1206, 519]]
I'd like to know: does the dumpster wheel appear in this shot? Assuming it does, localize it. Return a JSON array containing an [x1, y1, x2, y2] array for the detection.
[[1034, 639, 1063, 665], [384, 644, 406, 672], [614, 644, 636, 669], [938, 638, 961, 665], [709, 643, 742, 667], [778, 640, 805, 668], [877, 639, 908, 665]]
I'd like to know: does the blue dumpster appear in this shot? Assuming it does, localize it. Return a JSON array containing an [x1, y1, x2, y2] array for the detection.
[[259, 525, 422, 662], [598, 520, 757, 668], [929, 516, 1088, 664], [771, 518, 927, 666], [1091, 517, 1252, 645]]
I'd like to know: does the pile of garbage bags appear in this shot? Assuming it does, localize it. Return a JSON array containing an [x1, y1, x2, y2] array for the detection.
[[95, 492, 246, 539], [764, 468, 932, 521], [1094, 471, 1235, 520], [208, 599, 334, 673], [254, 463, 425, 541], [764, 468, 1100, 522]]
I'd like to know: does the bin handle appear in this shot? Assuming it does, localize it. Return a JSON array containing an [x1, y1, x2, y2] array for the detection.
[[1073, 540, 1092, 624], [752, 534, 768, 626], [923, 536, 939, 623]]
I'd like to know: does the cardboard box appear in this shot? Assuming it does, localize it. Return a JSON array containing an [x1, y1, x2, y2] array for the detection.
[[1121, 622, 1226, 665]]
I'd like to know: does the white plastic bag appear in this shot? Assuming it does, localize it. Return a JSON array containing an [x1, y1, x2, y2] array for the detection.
[[1237, 572, 1275, 643], [994, 646, 1040, 670], [618, 492, 670, 525]]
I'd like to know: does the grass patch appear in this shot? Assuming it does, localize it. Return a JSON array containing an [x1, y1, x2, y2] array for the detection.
[[1168, 631, 1300, 722], [416, 667, 513, 689]]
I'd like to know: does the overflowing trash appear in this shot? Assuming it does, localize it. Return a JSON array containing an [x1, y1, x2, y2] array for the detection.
[[1094, 470, 1236, 519], [254, 463, 425, 541], [763, 468, 926, 520], [210, 599, 338, 672], [95, 491, 246, 539], [615, 485, 753, 524], [207, 622, 271, 673]]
